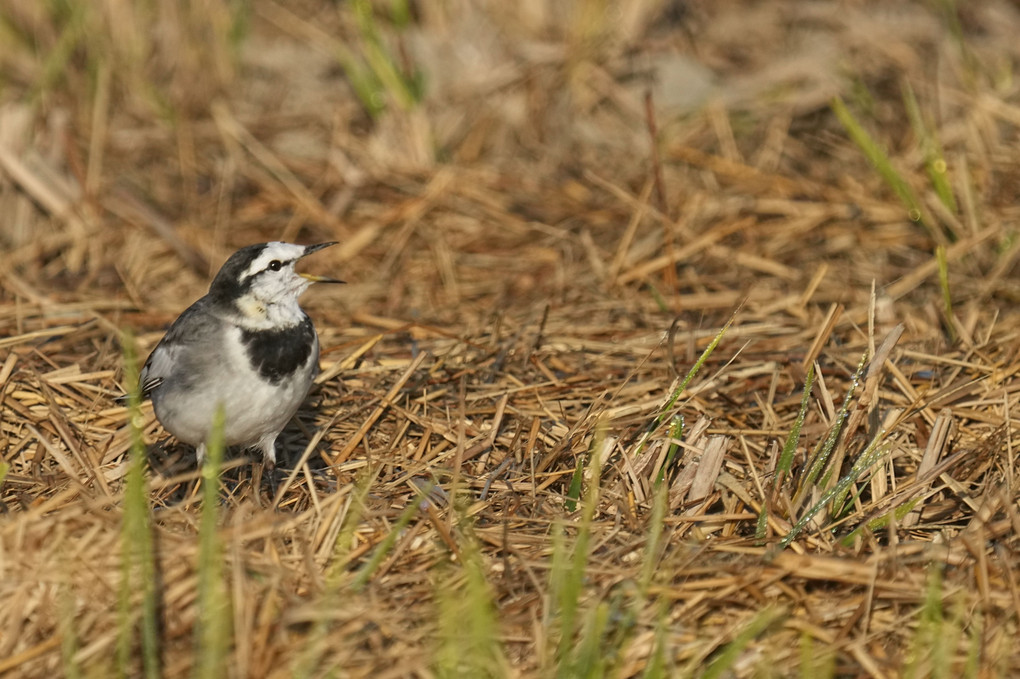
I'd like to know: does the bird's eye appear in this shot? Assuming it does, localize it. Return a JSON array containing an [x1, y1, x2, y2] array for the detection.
[[268, 260, 282, 271]]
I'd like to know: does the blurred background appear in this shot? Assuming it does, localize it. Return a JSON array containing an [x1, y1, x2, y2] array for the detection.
[[5, 0, 1018, 323]]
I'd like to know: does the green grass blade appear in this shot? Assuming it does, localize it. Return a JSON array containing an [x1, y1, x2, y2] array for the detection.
[[760, 364, 816, 538], [601, 585, 639, 673], [327, 468, 380, 579], [293, 467, 381, 678], [351, 0, 421, 111], [641, 603, 669, 679], [120, 333, 161, 678], [780, 432, 887, 549], [350, 490, 423, 592], [755, 505, 769, 542], [799, 632, 834, 678], [905, 565, 944, 679], [553, 513, 592, 672], [701, 607, 785, 679], [630, 308, 738, 469], [963, 606, 982, 679], [59, 573, 81, 679], [646, 282, 670, 313], [658, 307, 739, 426], [32, 1, 88, 101], [545, 523, 570, 674], [434, 523, 506, 678], [778, 363, 815, 479], [226, 0, 251, 49], [902, 81, 958, 217], [831, 96, 933, 237], [565, 457, 584, 511], [639, 481, 669, 593], [794, 351, 869, 504], [931, 0, 980, 80], [551, 427, 605, 674], [654, 414, 684, 487], [839, 499, 918, 546], [194, 406, 229, 679], [936, 245, 956, 343], [570, 601, 610, 679]]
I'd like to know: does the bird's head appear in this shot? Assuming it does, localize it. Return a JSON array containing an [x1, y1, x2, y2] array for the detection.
[[209, 242, 342, 326]]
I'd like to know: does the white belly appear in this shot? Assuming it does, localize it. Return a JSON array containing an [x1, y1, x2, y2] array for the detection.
[[152, 326, 318, 449]]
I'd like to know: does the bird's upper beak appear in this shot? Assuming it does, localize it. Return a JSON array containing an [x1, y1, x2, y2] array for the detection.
[[298, 242, 345, 283]]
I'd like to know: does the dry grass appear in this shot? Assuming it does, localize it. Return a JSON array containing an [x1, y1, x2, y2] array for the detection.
[[3, 0, 1020, 676]]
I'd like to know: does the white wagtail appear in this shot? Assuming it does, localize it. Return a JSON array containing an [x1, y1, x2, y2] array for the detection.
[[137, 241, 342, 467]]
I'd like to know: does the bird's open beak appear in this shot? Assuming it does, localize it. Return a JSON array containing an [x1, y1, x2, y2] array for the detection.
[[299, 242, 345, 283]]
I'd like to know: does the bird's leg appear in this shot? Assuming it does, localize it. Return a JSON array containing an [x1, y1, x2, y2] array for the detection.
[[257, 433, 278, 470], [254, 433, 280, 498], [196, 442, 207, 466]]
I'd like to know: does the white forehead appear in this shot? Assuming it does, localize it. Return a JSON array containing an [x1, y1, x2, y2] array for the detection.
[[239, 242, 304, 281]]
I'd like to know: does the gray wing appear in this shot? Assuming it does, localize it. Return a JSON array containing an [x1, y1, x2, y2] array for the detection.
[[139, 297, 223, 398]]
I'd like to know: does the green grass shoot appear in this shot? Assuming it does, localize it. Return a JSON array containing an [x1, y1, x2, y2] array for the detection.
[[780, 431, 887, 549], [699, 607, 786, 679], [547, 519, 587, 676], [330, 0, 423, 118], [657, 306, 739, 427], [58, 567, 82, 679], [655, 414, 685, 487], [350, 489, 424, 592], [548, 427, 605, 675], [565, 456, 584, 511], [352, 0, 422, 110], [119, 333, 161, 679], [904, 565, 945, 679], [32, 1, 89, 103], [963, 606, 983, 679], [902, 81, 958, 219], [793, 350, 869, 507], [839, 500, 919, 546], [326, 468, 379, 579], [632, 306, 739, 472], [831, 95, 935, 238], [293, 467, 380, 678], [646, 282, 670, 313], [902, 565, 983, 679], [936, 244, 957, 343], [778, 363, 815, 481], [570, 599, 611, 678], [639, 481, 669, 593], [194, 406, 230, 679], [759, 364, 816, 539], [641, 604, 670, 679], [799, 633, 835, 678], [433, 522, 507, 678], [931, 0, 980, 80]]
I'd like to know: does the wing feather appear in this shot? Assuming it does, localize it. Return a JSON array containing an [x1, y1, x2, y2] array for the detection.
[[138, 297, 222, 399]]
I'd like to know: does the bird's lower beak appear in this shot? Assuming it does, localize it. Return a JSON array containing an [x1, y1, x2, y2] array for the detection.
[[299, 272, 345, 284], [299, 242, 344, 283]]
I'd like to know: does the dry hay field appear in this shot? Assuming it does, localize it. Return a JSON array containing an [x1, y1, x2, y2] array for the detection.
[[2, 1, 1020, 677]]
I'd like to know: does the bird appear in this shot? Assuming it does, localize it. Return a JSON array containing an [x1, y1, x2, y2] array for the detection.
[[137, 241, 342, 468]]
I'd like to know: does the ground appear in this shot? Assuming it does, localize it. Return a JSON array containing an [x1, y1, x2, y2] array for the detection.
[[2, 1, 1020, 677]]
